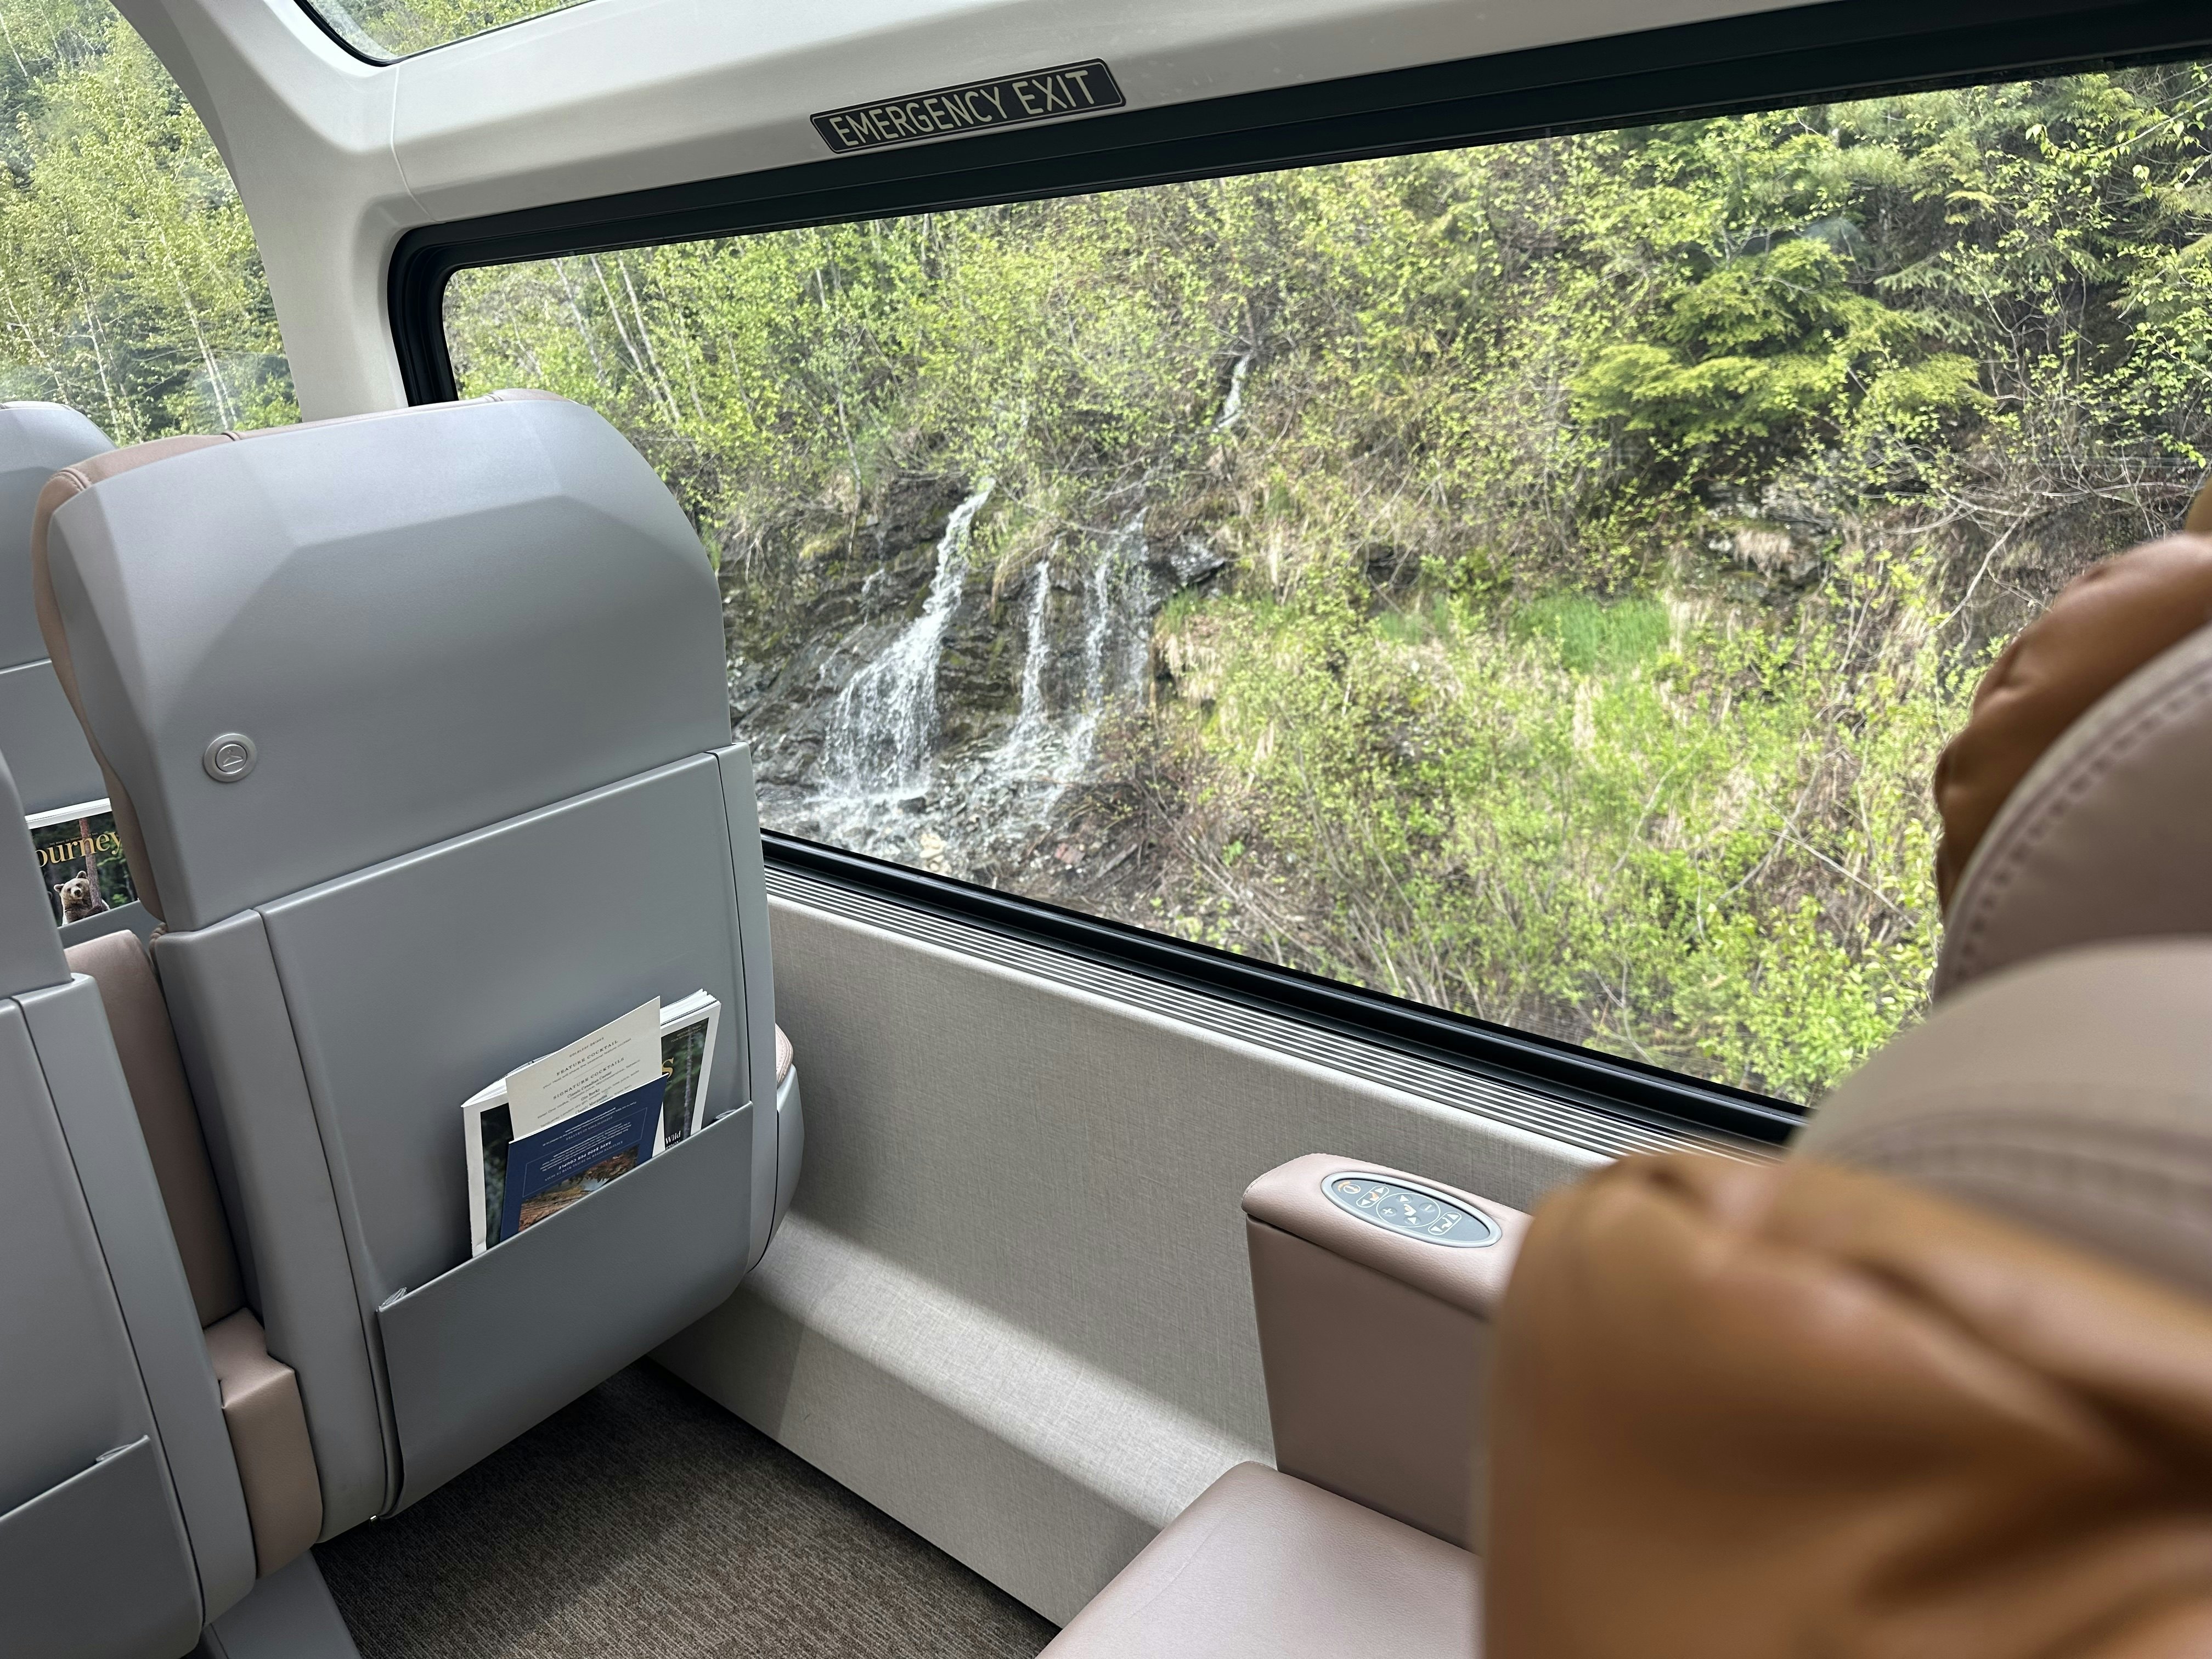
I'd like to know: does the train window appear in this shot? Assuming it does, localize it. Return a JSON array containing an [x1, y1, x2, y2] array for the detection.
[[442, 60, 2212, 1104], [0, 0, 292, 437], [299, 0, 587, 61]]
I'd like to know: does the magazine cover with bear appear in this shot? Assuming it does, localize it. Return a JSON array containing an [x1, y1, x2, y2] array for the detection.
[[26, 798, 136, 925]]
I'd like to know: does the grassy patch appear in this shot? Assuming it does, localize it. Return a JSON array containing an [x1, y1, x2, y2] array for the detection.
[[1508, 594, 1673, 673]]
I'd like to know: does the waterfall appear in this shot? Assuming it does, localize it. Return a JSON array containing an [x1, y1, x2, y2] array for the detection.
[[989, 507, 1146, 793], [1064, 509, 1147, 775], [804, 489, 1156, 875], [997, 557, 1056, 774], [1215, 351, 1252, 430], [821, 481, 994, 796]]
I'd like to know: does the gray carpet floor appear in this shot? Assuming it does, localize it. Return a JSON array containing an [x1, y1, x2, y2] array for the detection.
[[316, 1363, 1059, 1658]]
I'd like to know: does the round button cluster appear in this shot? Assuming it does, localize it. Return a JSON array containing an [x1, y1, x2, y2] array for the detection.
[[1324, 1173, 1500, 1247], [202, 731, 257, 782]]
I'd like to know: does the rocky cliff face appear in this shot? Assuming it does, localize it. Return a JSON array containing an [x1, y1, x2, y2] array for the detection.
[[723, 472, 1225, 893]]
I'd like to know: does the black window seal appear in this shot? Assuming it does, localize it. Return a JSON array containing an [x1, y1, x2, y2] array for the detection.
[[767, 831, 1803, 1146], [290, 0, 389, 66], [290, 0, 599, 67], [390, 0, 2212, 1147]]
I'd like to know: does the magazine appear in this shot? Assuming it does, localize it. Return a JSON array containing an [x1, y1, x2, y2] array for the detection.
[[498, 1075, 665, 1243], [25, 798, 136, 926], [506, 998, 662, 1137], [656, 990, 720, 1151], [463, 992, 721, 1255], [462, 1090, 512, 1258]]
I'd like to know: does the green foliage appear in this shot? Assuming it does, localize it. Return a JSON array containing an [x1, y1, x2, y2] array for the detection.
[[444, 61, 2212, 1101], [1509, 594, 1672, 673], [1158, 547, 1967, 1096], [0, 0, 294, 439]]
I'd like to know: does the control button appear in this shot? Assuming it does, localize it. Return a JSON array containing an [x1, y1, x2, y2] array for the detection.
[[202, 731, 257, 782], [1321, 1172, 1501, 1248], [1378, 1191, 1441, 1231]]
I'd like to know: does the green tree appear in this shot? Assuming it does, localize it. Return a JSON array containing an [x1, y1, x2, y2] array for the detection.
[[0, 0, 294, 441]]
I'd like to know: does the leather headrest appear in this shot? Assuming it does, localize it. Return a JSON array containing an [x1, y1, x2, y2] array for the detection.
[[1799, 939, 2212, 1304], [1932, 522, 2212, 998]]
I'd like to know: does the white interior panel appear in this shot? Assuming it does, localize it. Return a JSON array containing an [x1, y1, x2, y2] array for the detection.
[[658, 895, 1602, 1623], [118, 0, 1821, 421], [384, 0, 1813, 220], [114, 0, 413, 420]]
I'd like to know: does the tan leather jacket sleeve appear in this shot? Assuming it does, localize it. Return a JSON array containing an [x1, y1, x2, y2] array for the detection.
[[1484, 1154, 2212, 1659]]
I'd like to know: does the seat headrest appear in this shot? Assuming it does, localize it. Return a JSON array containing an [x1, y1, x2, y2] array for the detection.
[[1932, 514, 2212, 999], [0, 402, 110, 671], [34, 393, 729, 932], [1798, 940, 2212, 1305], [0, 749, 70, 996]]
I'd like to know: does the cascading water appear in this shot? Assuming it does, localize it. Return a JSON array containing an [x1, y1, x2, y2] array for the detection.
[[946, 507, 1153, 860], [997, 557, 1057, 769], [802, 488, 1158, 874], [1063, 509, 1147, 777], [807, 481, 992, 850], [821, 481, 993, 791], [1215, 351, 1253, 430]]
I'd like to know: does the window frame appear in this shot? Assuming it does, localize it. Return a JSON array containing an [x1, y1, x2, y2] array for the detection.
[[291, 0, 592, 66], [390, 0, 2212, 1146]]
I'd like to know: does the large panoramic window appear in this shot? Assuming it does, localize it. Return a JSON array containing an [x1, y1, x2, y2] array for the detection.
[[444, 63, 2212, 1103], [0, 0, 295, 437]]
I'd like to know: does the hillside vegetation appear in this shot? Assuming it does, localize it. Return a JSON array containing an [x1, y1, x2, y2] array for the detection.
[[448, 67, 2212, 1099], [0, 5, 2206, 1098], [0, 0, 290, 434]]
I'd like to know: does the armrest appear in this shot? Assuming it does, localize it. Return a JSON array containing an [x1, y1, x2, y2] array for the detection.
[[1243, 1153, 1528, 1551], [204, 1310, 321, 1577]]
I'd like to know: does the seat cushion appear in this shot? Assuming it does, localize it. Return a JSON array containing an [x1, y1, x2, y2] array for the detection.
[[1042, 1462, 1477, 1658], [65, 927, 243, 1327]]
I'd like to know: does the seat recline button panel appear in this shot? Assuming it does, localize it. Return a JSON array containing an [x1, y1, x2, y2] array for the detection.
[[1324, 1172, 1501, 1246]]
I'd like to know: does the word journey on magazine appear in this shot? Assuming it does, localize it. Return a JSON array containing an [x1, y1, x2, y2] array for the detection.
[[462, 991, 721, 1255], [27, 798, 137, 926]]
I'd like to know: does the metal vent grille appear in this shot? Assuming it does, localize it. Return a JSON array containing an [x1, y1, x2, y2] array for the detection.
[[766, 865, 1767, 1164]]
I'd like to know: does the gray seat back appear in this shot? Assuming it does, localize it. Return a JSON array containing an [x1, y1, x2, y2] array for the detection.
[[37, 393, 786, 1529], [0, 403, 111, 814], [0, 749, 256, 1657]]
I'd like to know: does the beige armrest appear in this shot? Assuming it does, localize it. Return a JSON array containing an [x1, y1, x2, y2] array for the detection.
[[204, 1309, 323, 1576], [1243, 1153, 1528, 1551]]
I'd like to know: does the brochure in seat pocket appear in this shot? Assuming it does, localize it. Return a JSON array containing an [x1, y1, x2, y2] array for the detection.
[[657, 990, 720, 1150], [498, 1075, 667, 1243], [505, 998, 663, 1138], [462, 992, 719, 1255], [464, 1092, 512, 1257]]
